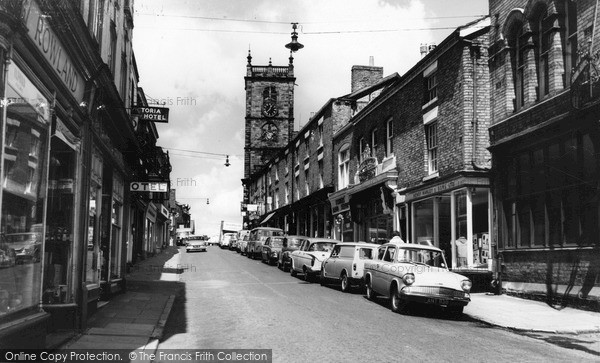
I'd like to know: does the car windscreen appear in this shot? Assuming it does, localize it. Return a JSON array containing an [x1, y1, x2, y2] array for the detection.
[[270, 238, 284, 247], [397, 248, 446, 267], [309, 242, 336, 252], [286, 238, 305, 247]]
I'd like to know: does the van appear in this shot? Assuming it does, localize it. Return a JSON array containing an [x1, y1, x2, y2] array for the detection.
[[321, 242, 380, 292], [246, 227, 284, 259]]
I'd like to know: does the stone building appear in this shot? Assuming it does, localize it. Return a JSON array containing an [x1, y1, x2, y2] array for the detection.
[[488, 0, 599, 306]]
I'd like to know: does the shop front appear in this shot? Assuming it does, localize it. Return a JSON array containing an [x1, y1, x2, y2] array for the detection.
[[329, 169, 397, 243], [0, 61, 52, 347], [402, 174, 493, 290], [42, 118, 81, 331]]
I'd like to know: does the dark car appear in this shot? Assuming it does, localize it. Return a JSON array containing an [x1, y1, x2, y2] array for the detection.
[[277, 235, 309, 272], [246, 227, 284, 259], [261, 236, 285, 265]]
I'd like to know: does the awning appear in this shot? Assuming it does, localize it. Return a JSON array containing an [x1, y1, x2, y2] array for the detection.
[[259, 212, 276, 225]]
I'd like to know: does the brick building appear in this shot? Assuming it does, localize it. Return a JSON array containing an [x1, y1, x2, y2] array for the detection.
[[329, 18, 493, 289], [488, 0, 599, 306]]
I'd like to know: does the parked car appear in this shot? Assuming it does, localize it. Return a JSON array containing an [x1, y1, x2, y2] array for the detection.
[[228, 235, 238, 251], [290, 238, 338, 282], [261, 236, 285, 265], [277, 235, 308, 272], [186, 239, 208, 253], [363, 240, 472, 315], [236, 230, 250, 253], [238, 234, 250, 255], [321, 241, 379, 292], [220, 233, 236, 249], [246, 227, 284, 259], [6, 232, 41, 264]]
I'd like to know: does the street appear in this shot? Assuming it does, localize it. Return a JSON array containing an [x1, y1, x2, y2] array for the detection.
[[156, 246, 597, 362]]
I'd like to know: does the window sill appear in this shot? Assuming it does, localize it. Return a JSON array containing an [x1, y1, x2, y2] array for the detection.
[[422, 172, 439, 182], [422, 97, 438, 110]]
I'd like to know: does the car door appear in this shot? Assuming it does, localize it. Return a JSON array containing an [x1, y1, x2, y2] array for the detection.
[[379, 246, 397, 296], [322, 245, 341, 279], [262, 238, 271, 260], [371, 245, 389, 294], [334, 245, 354, 279], [292, 240, 307, 271]]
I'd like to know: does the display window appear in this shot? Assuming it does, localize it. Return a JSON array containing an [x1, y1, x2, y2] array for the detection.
[[85, 148, 102, 286], [1, 63, 50, 316], [42, 130, 79, 304]]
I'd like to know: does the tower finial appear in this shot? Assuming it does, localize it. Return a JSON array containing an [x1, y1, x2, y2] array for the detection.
[[247, 46, 252, 65]]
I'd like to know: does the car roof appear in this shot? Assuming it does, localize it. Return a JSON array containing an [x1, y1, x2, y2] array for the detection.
[[251, 227, 283, 231], [384, 241, 442, 252], [335, 241, 379, 248], [306, 238, 340, 243]]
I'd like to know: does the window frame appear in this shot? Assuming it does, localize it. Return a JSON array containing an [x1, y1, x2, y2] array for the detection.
[[425, 121, 438, 174]]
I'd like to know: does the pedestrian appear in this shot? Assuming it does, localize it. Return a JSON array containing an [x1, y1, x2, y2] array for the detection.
[[390, 230, 405, 243]]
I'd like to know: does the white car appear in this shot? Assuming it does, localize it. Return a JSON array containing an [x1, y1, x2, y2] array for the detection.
[[290, 238, 338, 282], [321, 242, 379, 292], [364, 241, 472, 315], [220, 233, 236, 249]]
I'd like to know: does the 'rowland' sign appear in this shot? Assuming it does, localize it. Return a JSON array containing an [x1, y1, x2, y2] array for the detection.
[[24, 0, 85, 102]]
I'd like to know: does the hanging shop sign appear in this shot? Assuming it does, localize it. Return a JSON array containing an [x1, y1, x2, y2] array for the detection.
[[24, 0, 85, 102], [130, 182, 168, 192], [132, 107, 170, 123]]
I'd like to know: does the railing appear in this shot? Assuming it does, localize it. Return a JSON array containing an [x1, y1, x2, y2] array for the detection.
[[250, 66, 292, 77]]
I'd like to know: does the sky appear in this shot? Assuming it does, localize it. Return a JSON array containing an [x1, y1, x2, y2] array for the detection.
[[132, 0, 489, 237]]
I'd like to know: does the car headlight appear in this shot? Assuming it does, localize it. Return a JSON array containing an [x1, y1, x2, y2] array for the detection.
[[461, 279, 472, 292], [402, 273, 415, 285]]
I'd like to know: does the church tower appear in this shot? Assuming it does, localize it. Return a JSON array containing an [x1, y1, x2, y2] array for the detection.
[[243, 51, 296, 180]]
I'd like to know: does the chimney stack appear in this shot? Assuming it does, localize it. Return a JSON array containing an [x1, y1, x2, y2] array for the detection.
[[351, 57, 383, 93]]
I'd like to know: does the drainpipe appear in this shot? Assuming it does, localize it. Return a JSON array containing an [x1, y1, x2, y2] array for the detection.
[[0, 44, 12, 235]]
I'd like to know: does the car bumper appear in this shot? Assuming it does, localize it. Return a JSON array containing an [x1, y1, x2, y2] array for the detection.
[[400, 286, 470, 307], [186, 247, 207, 252]]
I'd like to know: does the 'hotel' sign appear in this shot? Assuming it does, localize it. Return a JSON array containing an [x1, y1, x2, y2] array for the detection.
[[133, 107, 170, 123]]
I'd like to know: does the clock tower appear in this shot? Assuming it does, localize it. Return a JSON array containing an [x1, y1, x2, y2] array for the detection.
[[243, 51, 296, 180]]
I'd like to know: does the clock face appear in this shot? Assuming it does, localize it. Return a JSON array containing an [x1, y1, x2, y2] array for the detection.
[[262, 100, 278, 117]]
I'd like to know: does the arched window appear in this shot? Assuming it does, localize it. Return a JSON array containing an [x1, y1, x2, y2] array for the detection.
[[263, 86, 277, 102], [532, 4, 552, 98], [506, 12, 528, 111]]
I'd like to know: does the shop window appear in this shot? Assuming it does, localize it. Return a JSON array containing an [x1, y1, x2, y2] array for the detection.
[[1, 64, 50, 317], [471, 188, 490, 267], [110, 200, 122, 279], [43, 139, 77, 304], [414, 198, 435, 246]]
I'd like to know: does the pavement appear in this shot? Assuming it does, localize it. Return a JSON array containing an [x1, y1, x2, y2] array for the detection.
[[59, 246, 600, 358], [59, 246, 182, 360]]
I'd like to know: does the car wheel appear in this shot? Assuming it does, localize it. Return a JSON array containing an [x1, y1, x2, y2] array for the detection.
[[366, 280, 377, 301], [277, 260, 282, 270], [303, 267, 312, 282], [340, 273, 350, 293], [283, 260, 290, 272], [391, 286, 409, 314], [290, 261, 297, 277]]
